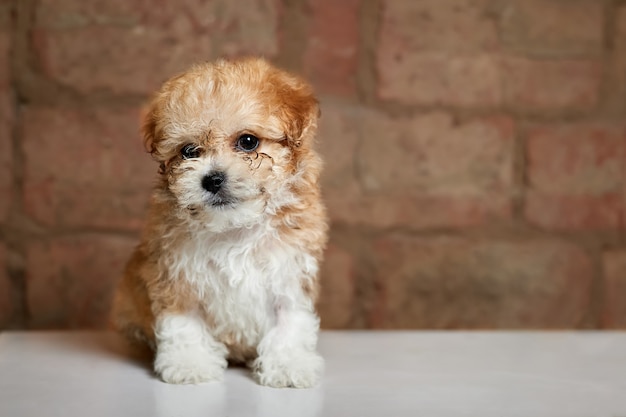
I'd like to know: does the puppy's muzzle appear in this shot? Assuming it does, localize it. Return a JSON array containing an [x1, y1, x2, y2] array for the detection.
[[202, 171, 226, 194]]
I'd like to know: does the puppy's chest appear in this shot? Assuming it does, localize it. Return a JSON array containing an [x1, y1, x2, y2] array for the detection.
[[174, 232, 314, 326], [197, 248, 273, 317]]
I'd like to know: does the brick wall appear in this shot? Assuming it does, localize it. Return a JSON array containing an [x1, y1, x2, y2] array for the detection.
[[0, 0, 625, 330]]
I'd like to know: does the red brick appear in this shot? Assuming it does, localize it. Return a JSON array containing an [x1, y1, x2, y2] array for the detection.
[[617, 6, 626, 51], [327, 193, 513, 230], [0, 93, 11, 224], [378, 53, 502, 106], [0, 243, 13, 328], [359, 111, 515, 221], [33, 27, 213, 96], [525, 194, 623, 231], [377, 0, 501, 106], [0, 30, 10, 88], [358, 112, 514, 195], [318, 242, 355, 329], [502, 57, 601, 112], [606, 5, 626, 112], [602, 250, 626, 328], [528, 125, 625, 193], [321, 108, 515, 228], [303, 0, 360, 96], [33, 0, 280, 95], [379, 0, 498, 53], [21, 107, 155, 230], [0, 1, 11, 28], [316, 102, 367, 226], [377, 1, 603, 109], [369, 236, 593, 329], [317, 102, 361, 196], [34, 0, 140, 27], [525, 124, 626, 231], [26, 235, 137, 328], [497, 0, 604, 56], [0, 31, 12, 224], [360, 112, 515, 193]]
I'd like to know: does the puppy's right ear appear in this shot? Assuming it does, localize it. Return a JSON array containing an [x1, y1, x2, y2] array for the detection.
[[141, 103, 157, 155]]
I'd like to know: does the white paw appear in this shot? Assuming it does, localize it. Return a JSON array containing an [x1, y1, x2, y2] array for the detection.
[[254, 350, 324, 388], [155, 345, 227, 384]]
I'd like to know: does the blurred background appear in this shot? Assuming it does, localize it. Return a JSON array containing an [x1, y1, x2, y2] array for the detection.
[[0, 0, 624, 331]]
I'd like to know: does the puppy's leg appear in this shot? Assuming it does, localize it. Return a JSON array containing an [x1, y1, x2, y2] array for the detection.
[[154, 312, 227, 384], [111, 250, 156, 349], [253, 302, 323, 388]]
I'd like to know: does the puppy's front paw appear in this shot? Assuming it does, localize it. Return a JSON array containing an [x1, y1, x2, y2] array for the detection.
[[254, 350, 324, 388], [155, 345, 227, 384]]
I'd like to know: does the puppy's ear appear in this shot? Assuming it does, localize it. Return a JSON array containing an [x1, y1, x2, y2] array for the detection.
[[282, 92, 319, 148], [140, 102, 158, 155], [270, 70, 320, 148]]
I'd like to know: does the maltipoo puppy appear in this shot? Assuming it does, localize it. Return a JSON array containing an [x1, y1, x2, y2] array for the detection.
[[111, 58, 328, 388]]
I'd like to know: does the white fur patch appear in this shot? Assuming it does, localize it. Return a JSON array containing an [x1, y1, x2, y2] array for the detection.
[[160, 220, 319, 351], [155, 203, 323, 386], [154, 313, 228, 384], [254, 308, 323, 388]]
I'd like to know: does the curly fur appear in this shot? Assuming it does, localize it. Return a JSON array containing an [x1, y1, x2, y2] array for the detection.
[[111, 58, 328, 388]]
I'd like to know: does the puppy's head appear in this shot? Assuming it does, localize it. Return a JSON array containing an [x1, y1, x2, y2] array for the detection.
[[143, 58, 321, 231]]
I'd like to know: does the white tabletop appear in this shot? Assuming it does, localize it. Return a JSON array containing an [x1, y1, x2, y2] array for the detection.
[[0, 331, 625, 417]]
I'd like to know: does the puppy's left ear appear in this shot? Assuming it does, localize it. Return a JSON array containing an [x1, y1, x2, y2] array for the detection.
[[274, 74, 320, 148]]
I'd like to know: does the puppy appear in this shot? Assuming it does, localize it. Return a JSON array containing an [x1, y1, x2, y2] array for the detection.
[[111, 58, 328, 388]]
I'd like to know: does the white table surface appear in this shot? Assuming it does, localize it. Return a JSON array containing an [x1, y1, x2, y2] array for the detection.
[[0, 331, 625, 417]]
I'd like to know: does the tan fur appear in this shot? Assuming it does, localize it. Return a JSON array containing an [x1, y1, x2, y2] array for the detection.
[[110, 58, 328, 367]]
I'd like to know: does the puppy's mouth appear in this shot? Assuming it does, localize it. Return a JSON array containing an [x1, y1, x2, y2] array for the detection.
[[208, 195, 237, 208], [186, 195, 237, 216]]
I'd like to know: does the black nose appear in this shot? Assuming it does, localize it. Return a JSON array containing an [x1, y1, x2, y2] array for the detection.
[[202, 172, 226, 194]]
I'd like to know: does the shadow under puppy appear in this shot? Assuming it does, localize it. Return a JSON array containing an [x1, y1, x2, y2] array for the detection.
[[111, 58, 328, 388]]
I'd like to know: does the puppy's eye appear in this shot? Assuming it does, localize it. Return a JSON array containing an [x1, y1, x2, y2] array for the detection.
[[236, 134, 260, 152], [181, 143, 201, 159]]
